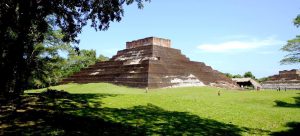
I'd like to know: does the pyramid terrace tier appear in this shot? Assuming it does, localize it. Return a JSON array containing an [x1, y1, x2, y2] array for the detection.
[[262, 80, 300, 90]]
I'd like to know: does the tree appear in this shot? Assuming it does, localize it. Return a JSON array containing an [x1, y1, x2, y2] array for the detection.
[[232, 74, 242, 78], [63, 49, 98, 77], [28, 30, 98, 89], [0, 0, 149, 100], [223, 73, 233, 78], [98, 54, 110, 61], [281, 14, 300, 64], [243, 71, 255, 79], [28, 30, 69, 88]]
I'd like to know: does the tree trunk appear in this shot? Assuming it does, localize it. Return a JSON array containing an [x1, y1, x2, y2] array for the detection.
[[0, 1, 32, 102]]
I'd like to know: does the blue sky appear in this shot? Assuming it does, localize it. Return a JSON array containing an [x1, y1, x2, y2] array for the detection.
[[77, 0, 300, 78]]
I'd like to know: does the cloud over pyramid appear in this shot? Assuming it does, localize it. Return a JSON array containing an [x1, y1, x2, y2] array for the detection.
[[62, 37, 239, 89]]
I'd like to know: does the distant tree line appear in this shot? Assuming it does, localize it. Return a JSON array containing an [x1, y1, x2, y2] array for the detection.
[[224, 71, 256, 79], [224, 71, 269, 83]]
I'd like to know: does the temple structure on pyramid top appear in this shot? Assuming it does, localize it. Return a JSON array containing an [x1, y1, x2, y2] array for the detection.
[[62, 37, 239, 89], [126, 37, 171, 49]]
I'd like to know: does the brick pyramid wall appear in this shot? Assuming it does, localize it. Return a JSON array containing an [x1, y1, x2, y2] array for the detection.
[[62, 45, 238, 89], [262, 69, 300, 90]]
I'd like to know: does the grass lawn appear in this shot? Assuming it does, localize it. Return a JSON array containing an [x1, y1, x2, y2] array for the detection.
[[1, 83, 300, 135]]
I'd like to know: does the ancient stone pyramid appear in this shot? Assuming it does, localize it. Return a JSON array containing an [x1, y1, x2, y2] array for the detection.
[[62, 37, 238, 89], [262, 69, 300, 90]]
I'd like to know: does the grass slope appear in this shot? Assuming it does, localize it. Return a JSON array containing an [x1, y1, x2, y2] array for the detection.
[[2, 83, 300, 135]]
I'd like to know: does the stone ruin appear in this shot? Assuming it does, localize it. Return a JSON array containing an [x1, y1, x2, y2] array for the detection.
[[262, 69, 300, 90], [62, 37, 239, 89]]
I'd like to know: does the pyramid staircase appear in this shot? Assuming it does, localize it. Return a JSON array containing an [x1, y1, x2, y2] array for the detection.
[[62, 37, 238, 89]]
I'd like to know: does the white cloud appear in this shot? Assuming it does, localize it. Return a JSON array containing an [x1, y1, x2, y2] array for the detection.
[[197, 36, 284, 53]]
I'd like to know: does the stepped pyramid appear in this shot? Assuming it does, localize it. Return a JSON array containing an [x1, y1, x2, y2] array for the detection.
[[262, 69, 300, 90], [62, 37, 239, 89]]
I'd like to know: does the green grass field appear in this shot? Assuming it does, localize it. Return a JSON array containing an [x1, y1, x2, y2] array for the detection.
[[2, 83, 300, 135]]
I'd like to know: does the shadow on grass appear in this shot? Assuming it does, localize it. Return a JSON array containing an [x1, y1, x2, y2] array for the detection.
[[0, 89, 251, 135], [274, 93, 300, 108], [271, 122, 300, 136]]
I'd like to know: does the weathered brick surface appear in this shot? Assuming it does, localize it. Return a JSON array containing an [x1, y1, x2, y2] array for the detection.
[[126, 37, 171, 49], [62, 38, 239, 89], [262, 69, 300, 90]]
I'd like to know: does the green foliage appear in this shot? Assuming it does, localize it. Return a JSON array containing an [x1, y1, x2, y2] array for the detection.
[[233, 74, 243, 78], [0, 0, 149, 99], [63, 49, 98, 77], [223, 73, 233, 78], [28, 30, 68, 88], [223, 73, 242, 78], [294, 15, 300, 27], [24, 83, 300, 135], [224, 72, 256, 79], [98, 54, 110, 61], [281, 14, 300, 64], [243, 71, 256, 79], [257, 77, 269, 83], [28, 31, 98, 89]]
